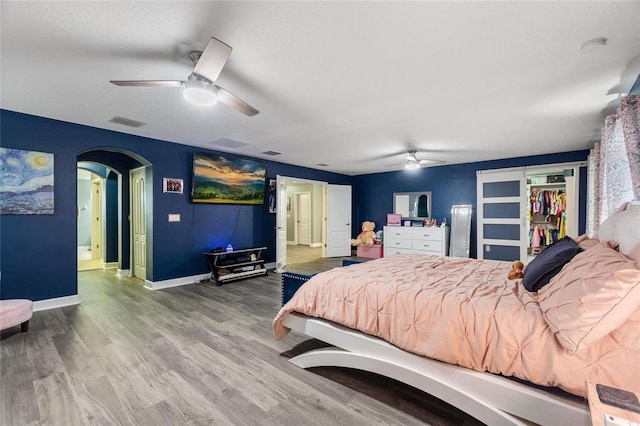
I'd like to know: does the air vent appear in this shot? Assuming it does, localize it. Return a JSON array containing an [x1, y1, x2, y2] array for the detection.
[[261, 151, 282, 156], [315, 163, 329, 167], [211, 138, 249, 149], [109, 116, 146, 128]]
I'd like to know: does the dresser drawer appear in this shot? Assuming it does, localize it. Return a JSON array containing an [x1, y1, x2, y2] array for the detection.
[[382, 225, 449, 257], [385, 238, 412, 250], [384, 247, 413, 256], [385, 227, 413, 239], [411, 239, 443, 252], [411, 227, 444, 241]]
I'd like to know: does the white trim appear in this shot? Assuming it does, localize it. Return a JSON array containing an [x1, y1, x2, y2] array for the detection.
[[116, 268, 131, 277], [477, 166, 525, 176], [33, 295, 81, 312], [144, 273, 211, 290], [283, 313, 586, 426], [104, 262, 119, 269], [309, 242, 323, 248]]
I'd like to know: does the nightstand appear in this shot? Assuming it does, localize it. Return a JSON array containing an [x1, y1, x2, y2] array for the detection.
[[586, 381, 640, 426]]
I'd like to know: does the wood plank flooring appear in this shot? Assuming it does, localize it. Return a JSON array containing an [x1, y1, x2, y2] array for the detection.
[[1, 250, 482, 426]]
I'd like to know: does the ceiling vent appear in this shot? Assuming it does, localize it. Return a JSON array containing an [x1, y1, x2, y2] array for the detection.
[[315, 163, 329, 167], [211, 138, 249, 149], [109, 116, 146, 128], [261, 151, 282, 156]]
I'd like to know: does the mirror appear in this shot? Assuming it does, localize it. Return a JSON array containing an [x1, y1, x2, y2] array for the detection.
[[393, 191, 432, 220], [450, 204, 472, 258]]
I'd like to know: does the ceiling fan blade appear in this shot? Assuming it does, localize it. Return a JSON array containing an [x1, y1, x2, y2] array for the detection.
[[110, 80, 185, 88], [215, 86, 259, 116], [193, 37, 232, 83], [418, 159, 446, 165]]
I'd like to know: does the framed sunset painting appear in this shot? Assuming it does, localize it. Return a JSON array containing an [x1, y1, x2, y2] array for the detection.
[[191, 152, 266, 205]]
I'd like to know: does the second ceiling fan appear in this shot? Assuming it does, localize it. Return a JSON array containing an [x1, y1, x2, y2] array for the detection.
[[110, 37, 259, 116], [386, 150, 445, 169]]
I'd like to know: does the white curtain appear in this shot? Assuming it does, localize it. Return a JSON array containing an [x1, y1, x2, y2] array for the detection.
[[587, 94, 640, 235]]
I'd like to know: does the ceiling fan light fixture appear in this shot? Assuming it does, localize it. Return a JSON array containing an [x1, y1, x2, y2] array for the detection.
[[404, 162, 420, 170], [183, 86, 217, 106]]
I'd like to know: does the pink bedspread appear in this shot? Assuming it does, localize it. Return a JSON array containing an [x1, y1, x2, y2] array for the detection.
[[273, 254, 640, 397]]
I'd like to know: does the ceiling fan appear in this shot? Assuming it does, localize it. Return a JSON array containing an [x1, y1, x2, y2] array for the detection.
[[110, 37, 259, 116], [385, 150, 445, 169]]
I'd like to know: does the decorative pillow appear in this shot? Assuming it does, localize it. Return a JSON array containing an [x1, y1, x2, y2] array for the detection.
[[522, 236, 583, 292], [627, 242, 640, 263], [538, 242, 640, 354], [574, 234, 618, 251]]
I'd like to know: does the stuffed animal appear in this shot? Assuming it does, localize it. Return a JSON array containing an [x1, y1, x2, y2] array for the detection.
[[508, 260, 525, 279], [351, 221, 377, 246]]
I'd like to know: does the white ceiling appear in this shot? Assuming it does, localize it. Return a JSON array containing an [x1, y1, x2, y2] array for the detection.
[[2, 1, 639, 176]]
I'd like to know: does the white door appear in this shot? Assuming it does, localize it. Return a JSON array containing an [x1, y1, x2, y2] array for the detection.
[[91, 179, 103, 260], [326, 184, 352, 257], [275, 176, 288, 272], [296, 192, 311, 246], [131, 167, 147, 279], [477, 168, 527, 261]]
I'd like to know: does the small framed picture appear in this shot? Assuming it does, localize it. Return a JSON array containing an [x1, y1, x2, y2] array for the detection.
[[163, 178, 183, 194]]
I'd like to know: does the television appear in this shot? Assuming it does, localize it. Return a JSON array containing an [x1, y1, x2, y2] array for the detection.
[[191, 152, 267, 205]]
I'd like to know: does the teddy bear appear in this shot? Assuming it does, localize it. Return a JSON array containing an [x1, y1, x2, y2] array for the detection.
[[351, 221, 377, 246], [508, 260, 525, 279]]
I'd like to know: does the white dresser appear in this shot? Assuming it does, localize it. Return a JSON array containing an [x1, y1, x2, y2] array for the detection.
[[383, 226, 449, 257]]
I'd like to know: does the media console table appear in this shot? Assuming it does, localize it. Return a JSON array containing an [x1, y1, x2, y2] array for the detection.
[[204, 246, 267, 285]]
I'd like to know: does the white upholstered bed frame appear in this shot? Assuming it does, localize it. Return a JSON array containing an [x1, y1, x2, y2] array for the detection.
[[280, 202, 640, 425], [282, 313, 586, 426]]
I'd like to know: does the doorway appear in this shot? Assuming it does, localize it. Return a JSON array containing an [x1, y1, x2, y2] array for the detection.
[[77, 148, 151, 280], [294, 191, 311, 246], [77, 169, 104, 271], [275, 175, 351, 272]]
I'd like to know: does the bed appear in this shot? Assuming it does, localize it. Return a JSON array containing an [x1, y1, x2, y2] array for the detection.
[[273, 202, 640, 425]]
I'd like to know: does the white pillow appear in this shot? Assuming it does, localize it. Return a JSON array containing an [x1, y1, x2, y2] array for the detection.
[[598, 202, 640, 256]]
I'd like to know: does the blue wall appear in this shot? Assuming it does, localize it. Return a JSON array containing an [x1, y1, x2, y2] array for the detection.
[[0, 110, 350, 301], [352, 152, 589, 258], [0, 109, 589, 302]]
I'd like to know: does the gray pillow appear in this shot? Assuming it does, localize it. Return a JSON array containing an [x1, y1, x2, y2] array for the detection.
[[523, 236, 583, 292]]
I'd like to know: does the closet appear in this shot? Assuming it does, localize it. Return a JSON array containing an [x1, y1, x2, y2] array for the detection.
[[527, 171, 576, 259], [477, 163, 582, 262]]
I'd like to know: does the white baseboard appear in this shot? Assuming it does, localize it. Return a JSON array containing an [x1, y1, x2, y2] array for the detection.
[[144, 273, 211, 291], [116, 269, 131, 277], [104, 262, 118, 269], [33, 295, 81, 312], [287, 241, 296, 245], [309, 242, 322, 248]]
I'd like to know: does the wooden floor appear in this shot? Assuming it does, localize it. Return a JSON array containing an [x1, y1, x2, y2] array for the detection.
[[0, 249, 482, 426]]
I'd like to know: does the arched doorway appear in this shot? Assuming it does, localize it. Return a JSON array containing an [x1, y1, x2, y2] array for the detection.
[[77, 148, 152, 281]]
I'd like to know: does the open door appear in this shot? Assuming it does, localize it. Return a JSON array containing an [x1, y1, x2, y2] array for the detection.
[[131, 167, 147, 280], [325, 184, 352, 257], [90, 179, 103, 261], [275, 176, 288, 272]]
